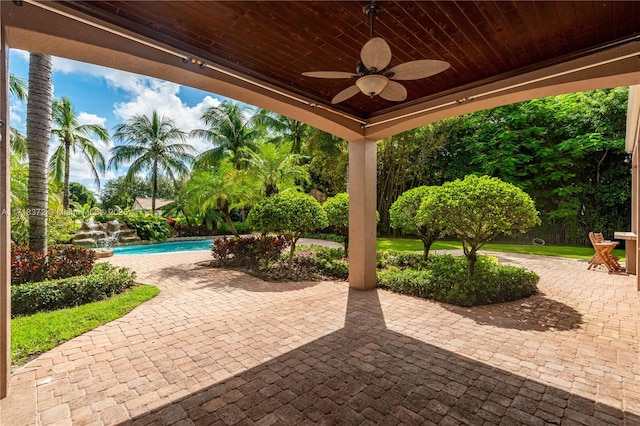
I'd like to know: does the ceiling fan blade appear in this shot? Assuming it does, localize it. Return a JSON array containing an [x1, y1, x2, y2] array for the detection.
[[361, 37, 392, 71], [331, 85, 361, 104], [388, 59, 450, 80], [302, 71, 357, 79], [379, 81, 407, 102]]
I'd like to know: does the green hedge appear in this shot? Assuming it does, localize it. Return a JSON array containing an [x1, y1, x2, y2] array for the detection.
[[289, 246, 349, 279], [216, 221, 252, 235], [12, 263, 137, 317], [377, 254, 539, 306]]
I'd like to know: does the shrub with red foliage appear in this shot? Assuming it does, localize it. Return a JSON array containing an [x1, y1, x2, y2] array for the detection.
[[211, 235, 289, 268], [11, 245, 97, 285]]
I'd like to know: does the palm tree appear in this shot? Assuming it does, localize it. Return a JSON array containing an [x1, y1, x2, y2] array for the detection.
[[185, 159, 256, 237], [253, 110, 310, 154], [9, 75, 28, 160], [242, 141, 309, 196], [190, 101, 262, 169], [26, 53, 53, 255], [50, 97, 109, 209], [10, 74, 27, 101], [110, 110, 195, 212]]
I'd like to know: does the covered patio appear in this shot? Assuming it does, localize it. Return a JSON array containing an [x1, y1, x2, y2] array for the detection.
[[2, 0, 640, 406], [1, 250, 639, 424]]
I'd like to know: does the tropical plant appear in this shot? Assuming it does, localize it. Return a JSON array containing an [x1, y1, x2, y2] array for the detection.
[[306, 130, 348, 196], [10, 154, 76, 246], [9, 75, 29, 159], [247, 191, 328, 266], [10, 74, 27, 101], [184, 160, 255, 236], [253, 110, 310, 154], [26, 53, 53, 256], [418, 175, 540, 275], [190, 101, 262, 169], [242, 141, 309, 196], [119, 212, 171, 241], [50, 97, 109, 209], [389, 186, 444, 260], [110, 110, 195, 212]]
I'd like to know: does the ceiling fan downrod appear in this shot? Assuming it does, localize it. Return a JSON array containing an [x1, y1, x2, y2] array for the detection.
[[364, 3, 380, 39]]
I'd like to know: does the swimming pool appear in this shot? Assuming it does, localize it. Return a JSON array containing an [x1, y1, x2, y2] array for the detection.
[[112, 239, 213, 255]]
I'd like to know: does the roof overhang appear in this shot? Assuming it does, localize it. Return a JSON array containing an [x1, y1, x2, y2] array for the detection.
[[3, 1, 640, 141]]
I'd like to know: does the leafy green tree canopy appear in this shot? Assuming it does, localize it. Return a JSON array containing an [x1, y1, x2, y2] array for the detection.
[[69, 182, 97, 207], [191, 101, 262, 169], [418, 175, 539, 275], [390, 185, 444, 260], [323, 193, 349, 253], [247, 191, 328, 265], [184, 160, 255, 236], [99, 175, 179, 211], [110, 110, 194, 212], [50, 97, 109, 209], [242, 141, 309, 196]]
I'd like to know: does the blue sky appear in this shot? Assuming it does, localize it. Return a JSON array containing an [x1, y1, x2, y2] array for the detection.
[[9, 49, 231, 198]]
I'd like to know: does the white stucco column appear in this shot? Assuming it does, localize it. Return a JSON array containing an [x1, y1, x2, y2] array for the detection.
[[348, 138, 377, 290], [0, 13, 11, 398]]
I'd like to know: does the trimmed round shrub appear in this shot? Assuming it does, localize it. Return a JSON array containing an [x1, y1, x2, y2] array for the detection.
[[377, 254, 539, 306]]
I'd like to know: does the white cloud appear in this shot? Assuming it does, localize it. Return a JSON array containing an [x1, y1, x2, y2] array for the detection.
[[77, 112, 107, 127], [10, 104, 24, 130], [14, 53, 232, 192], [113, 83, 221, 153], [52, 56, 224, 154]]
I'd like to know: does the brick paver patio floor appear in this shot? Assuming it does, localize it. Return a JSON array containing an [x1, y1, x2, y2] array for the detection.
[[1, 248, 639, 425]]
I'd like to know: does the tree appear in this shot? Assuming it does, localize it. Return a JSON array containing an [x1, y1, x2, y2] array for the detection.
[[247, 191, 328, 266], [50, 97, 109, 209], [99, 175, 179, 211], [242, 141, 309, 196], [377, 126, 450, 232], [110, 110, 195, 212], [389, 186, 444, 260], [190, 101, 262, 169], [419, 175, 539, 275], [9, 74, 28, 159], [306, 130, 348, 196], [26, 53, 53, 255], [69, 182, 97, 207], [10, 74, 27, 101], [437, 89, 629, 244], [323, 193, 350, 254], [253, 110, 310, 154], [184, 160, 255, 236]]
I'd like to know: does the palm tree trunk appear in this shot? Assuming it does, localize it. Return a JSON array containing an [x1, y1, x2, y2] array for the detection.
[[62, 139, 71, 210], [151, 159, 158, 213], [220, 200, 239, 237], [26, 53, 52, 256]]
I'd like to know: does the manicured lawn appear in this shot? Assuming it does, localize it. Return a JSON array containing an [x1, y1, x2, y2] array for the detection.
[[11, 285, 159, 366], [376, 238, 626, 261]]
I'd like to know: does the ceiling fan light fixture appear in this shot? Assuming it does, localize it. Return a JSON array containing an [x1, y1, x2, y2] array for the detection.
[[356, 74, 389, 97]]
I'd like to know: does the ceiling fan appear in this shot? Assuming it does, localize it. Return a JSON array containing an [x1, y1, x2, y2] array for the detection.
[[302, 3, 450, 104]]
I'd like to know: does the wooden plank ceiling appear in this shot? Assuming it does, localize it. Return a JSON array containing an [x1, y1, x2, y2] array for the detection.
[[59, 1, 640, 119]]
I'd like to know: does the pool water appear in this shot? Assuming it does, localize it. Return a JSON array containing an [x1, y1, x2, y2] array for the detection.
[[112, 239, 213, 255]]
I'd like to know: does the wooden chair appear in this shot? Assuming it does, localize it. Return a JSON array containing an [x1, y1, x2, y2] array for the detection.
[[588, 232, 624, 273]]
